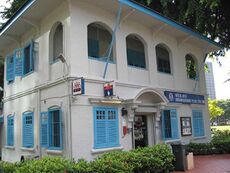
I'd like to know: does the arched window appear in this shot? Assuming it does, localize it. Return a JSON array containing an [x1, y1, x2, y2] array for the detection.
[[156, 45, 171, 74], [185, 54, 197, 79], [87, 23, 113, 61], [50, 22, 63, 62], [126, 35, 146, 68]]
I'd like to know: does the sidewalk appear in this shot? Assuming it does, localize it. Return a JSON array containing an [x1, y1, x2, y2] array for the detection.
[[174, 154, 230, 173]]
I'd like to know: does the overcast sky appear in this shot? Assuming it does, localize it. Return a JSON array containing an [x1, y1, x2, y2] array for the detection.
[[0, 1, 229, 99]]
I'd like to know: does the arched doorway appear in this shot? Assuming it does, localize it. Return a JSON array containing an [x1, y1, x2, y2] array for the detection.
[[131, 88, 167, 148]]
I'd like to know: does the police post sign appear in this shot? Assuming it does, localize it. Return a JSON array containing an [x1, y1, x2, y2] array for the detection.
[[104, 82, 114, 97], [72, 78, 85, 96]]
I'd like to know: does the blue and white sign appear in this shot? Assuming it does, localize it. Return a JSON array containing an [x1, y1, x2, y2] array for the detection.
[[72, 78, 85, 96], [164, 91, 205, 105]]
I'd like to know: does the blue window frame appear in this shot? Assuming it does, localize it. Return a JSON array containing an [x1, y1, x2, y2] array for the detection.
[[6, 55, 15, 83], [162, 109, 179, 140], [40, 112, 49, 147], [192, 110, 205, 137], [48, 108, 62, 150], [87, 23, 113, 61], [53, 23, 63, 62], [23, 42, 34, 75], [93, 107, 119, 149], [7, 115, 14, 146], [126, 35, 146, 68], [40, 109, 62, 150], [156, 45, 171, 74], [22, 112, 34, 148]]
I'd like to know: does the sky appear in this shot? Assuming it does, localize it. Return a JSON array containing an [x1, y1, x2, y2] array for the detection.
[[0, 0, 11, 23], [209, 52, 230, 100], [0, 1, 229, 100]]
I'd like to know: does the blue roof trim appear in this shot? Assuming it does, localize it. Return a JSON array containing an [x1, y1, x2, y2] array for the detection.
[[119, 0, 222, 49], [0, 0, 37, 36]]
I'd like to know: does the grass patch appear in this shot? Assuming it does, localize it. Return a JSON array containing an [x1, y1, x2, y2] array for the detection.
[[211, 125, 230, 131]]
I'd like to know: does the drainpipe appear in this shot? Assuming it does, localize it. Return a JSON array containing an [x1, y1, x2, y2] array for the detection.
[[37, 88, 41, 158]]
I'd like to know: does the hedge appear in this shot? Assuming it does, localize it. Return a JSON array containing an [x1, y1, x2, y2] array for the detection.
[[187, 130, 230, 155], [0, 144, 175, 173]]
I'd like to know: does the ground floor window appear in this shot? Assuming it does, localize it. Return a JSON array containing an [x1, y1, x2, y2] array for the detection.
[[93, 107, 119, 149], [7, 115, 14, 146], [162, 109, 179, 140], [40, 108, 62, 150], [22, 112, 34, 148], [192, 110, 204, 137]]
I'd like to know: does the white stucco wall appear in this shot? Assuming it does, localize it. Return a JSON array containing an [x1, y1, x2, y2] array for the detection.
[[2, 0, 212, 161]]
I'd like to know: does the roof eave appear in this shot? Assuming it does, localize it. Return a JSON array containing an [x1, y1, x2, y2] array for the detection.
[[119, 0, 223, 51]]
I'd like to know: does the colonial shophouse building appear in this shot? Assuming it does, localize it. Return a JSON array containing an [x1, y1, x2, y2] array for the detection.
[[0, 0, 221, 162]]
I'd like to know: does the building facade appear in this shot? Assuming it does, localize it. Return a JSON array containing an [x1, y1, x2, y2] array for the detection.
[[205, 62, 216, 100], [0, 0, 221, 162]]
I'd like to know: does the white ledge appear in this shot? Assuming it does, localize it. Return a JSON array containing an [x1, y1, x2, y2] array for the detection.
[[46, 149, 63, 155], [193, 136, 206, 140], [164, 139, 181, 144], [91, 146, 123, 154], [20, 147, 35, 152], [5, 146, 15, 150]]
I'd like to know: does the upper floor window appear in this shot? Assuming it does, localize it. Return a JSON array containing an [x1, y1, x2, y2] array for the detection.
[[156, 45, 171, 74], [6, 55, 15, 83], [126, 35, 146, 68], [23, 42, 34, 75], [87, 23, 113, 61], [185, 54, 197, 80], [50, 22, 63, 63]]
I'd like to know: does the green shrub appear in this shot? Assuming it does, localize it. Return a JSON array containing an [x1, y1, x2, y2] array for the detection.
[[187, 130, 230, 155], [0, 144, 175, 173], [14, 157, 75, 173], [0, 161, 16, 173]]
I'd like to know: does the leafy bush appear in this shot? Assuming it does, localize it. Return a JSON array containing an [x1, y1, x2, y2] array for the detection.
[[0, 161, 16, 173], [14, 157, 75, 173], [0, 145, 174, 173], [187, 130, 230, 155]]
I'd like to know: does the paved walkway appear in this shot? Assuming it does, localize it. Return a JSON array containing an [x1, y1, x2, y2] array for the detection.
[[174, 154, 230, 173]]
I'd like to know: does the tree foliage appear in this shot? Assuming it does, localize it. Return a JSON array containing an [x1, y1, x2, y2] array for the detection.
[[134, 0, 230, 56], [217, 99, 230, 122], [208, 99, 224, 121], [0, 0, 28, 20]]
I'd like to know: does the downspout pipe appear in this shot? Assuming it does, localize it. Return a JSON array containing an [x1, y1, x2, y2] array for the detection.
[[103, 3, 123, 79]]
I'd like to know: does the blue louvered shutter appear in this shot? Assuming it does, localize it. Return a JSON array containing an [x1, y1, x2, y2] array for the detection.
[[161, 111, 166, 141], [7, 116, 14, 146], [48, 109, 62, 149], [23, 42, 34, 75], [6, 56, 15, 82], [192, 110, 204, 137], [22, 112, 34, 148], [88, 39, 99, 58], [107, 109, 119, 147], [94, 108, 107, 149], [40, 112, 48, 147], [170, 109, 179, 140], [14, 48, 24, 76]]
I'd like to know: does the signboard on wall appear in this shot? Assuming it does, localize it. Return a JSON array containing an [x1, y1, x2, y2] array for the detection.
[[180, 117, 192, 136], [164, 91, 205, 105], [72, 78, 85, 95], [104, 82, 114, 97]]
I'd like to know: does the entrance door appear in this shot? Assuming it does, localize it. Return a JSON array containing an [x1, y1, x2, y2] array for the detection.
[[134, 115, 148, 148]]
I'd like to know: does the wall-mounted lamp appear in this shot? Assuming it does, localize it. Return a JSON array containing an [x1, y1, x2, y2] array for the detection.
[[57, 53, 69, 76], [57, 53, 66, 63]]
